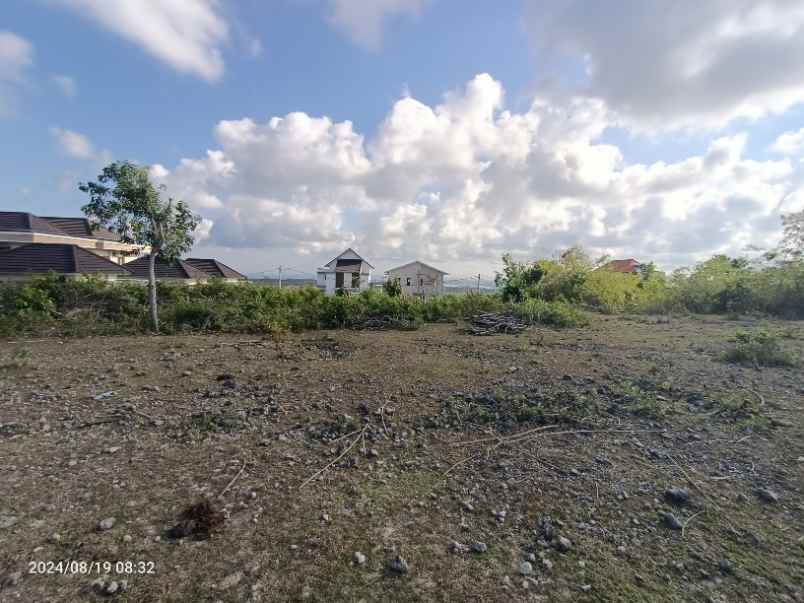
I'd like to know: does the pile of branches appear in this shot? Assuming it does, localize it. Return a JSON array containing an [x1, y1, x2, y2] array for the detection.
[[467, 312, 528, 335], [352, 316, 418, 331]]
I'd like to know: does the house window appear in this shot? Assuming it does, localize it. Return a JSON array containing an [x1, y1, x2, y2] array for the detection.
[[406, 277, 411, 286], [352, 273, 360, 288], [323, 274, 326, 281], [419, 278, 423, 287]]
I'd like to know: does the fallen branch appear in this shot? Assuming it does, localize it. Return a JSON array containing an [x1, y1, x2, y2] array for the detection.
[[300, 426, 368, 489], [219, 459, 247, 498]]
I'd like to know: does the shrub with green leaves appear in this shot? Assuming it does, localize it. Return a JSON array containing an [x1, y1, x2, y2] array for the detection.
[[723, 330, 798, 367]]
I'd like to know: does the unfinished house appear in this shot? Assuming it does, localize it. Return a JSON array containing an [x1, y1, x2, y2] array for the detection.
[[385, 260, 447, 297], [316, 248, 373, 294]]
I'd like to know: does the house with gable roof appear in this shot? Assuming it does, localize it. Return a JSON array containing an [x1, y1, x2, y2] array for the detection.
[[316, 248, 373, 294]]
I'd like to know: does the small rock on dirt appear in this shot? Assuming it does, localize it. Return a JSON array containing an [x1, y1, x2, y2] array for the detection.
[[98, 517, 116, 531], [471, 542, 488, 553], [664, 487, 690, 505], [660, 512, 683, 530], [555, 535, 572, 552], [219, 571, 244, 590], [389, 555, 409, 574], [519, 561, 534, 576], [755, 488, 779, 503], [354, 552, 367, 565]]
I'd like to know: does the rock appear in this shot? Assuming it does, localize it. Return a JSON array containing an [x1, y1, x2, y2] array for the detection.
[[0, 515, 18, 529], [660, 512, 683, 530], [104, 581, 119, 595], [555, 535, 572, 552], [367, 448, 379, 458], [449, 541, 468, 554], [354, 551, 367, 565], [580, 584, 592, 592], [142, 385, 160, 392], [389, 555, 409, 574], [122, 534, 132, 543], [219, 571, 244, 590], [48, 532, 61, 543], [664, 487, 690, 505], [542, 558, 553, 571], [471, 542, 488, 554], [541, 516, 555, 541], [105, 447, 121, 454], [718, 559, 734, 575], [98, 517, 116, 531], [462, 501, 475, 512], [755, 488, 779, 503], [519, 561, 534, 576]]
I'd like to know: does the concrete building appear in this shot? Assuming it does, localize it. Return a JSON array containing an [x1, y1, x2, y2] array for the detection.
[[316, 248, 373, 294], [385, 260, 447, 297]]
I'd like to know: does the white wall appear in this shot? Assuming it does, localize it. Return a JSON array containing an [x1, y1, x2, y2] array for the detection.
[[387, 262, 445, 296]]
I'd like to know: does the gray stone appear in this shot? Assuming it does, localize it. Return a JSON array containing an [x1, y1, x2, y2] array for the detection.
[[471, 542, 488, 553], [755, 488, 779, 503], [449, 541, 469, 554], [98, 517, 116, 531], [219, 571, 244, 590], [389, 555, 409, 574], [104, 581, 119, 595], [0, 515, 18, 529], [519, 561, 534, 576], [660, 512, 683, 530], [665, 487, 690, 505], [555, 535, 572, 552], [354, 551, 367, 565], [718, 559, 735, 575]]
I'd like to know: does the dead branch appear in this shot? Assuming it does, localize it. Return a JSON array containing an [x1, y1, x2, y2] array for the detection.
[[300, 426, 368, 489], [219, 459, 247, 498]]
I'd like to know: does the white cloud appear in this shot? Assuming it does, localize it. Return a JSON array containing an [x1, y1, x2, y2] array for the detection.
[[50, 127, 112, 166], [0, 31, 34, 116], [327, 0, 428, 50], [154, 74, 799, 273], [770, 128, 804, 156], [51, 74, 78, 98], [53, 0, 229, 82], [523, 1, 804, 131]]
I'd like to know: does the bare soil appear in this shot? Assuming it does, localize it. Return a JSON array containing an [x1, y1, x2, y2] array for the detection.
[[0, 315, 802, 602]]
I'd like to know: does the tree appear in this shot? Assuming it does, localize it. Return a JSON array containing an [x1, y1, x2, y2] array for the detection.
[[495, 253, 545, 302], [383, 277, 402, 297], [80, 161, 199, 332]]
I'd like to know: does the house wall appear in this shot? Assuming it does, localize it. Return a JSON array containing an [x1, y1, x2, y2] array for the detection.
[[316, 267, 371, 295], [0, 232, 145, 264], [387, 263, 444, 296]]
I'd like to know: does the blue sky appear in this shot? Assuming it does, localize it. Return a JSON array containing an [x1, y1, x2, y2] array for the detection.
[[2, 1, 804, 277]]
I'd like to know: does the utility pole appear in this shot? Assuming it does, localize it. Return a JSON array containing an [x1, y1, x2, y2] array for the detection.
[[477, 273, 481, 292], [278, 265, 283, 289]]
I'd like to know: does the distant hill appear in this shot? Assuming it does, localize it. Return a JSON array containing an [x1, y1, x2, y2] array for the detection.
[[250, 278, 316, 288]]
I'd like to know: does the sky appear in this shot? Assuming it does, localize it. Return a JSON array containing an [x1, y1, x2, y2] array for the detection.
[[2, 1, 804, 282]]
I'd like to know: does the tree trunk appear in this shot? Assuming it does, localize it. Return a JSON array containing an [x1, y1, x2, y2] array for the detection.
[[148, 253, 159, 333]]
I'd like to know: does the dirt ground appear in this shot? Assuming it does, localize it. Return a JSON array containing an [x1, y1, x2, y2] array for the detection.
[[1, 314, 802, 602]]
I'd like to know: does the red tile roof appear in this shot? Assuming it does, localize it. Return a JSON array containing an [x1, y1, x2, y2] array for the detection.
[[603, 258, 640, 273], [0, 244, 132, 275]]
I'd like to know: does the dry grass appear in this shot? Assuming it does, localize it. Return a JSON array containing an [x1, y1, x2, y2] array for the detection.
[[0, 316, 802, 602]]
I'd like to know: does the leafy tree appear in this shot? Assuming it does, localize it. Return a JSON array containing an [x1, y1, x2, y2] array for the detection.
[[80, 161, 199, 332], [495, 253, 545, 302], [383, 277, 402, 297]]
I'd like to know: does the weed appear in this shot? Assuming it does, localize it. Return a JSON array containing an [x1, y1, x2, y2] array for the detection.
[[723, 330, 798, 367]]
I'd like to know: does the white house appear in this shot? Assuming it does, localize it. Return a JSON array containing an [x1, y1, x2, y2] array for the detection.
[[386, 260, 447, 297], [316, 248, 374, 295]]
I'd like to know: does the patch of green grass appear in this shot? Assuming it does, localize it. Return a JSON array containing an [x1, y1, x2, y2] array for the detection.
[[0, 349, 31, 370], [723, 330, 798, 367]]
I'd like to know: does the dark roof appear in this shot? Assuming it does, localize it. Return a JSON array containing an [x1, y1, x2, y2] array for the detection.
[[603, 259, 640, 273], [124, 255, 210, 280], [0, 244, 131, 275], [42, 217, 121, 241], [184, 258, 247, 280], [324, 248, 375, 269], [0, 211, 68, 236], [0, 211, 121, 242], [335, 258, 364, 272]]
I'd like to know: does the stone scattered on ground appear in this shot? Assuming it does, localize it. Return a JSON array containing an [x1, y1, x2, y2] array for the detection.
[[97, 517, 116, 531]]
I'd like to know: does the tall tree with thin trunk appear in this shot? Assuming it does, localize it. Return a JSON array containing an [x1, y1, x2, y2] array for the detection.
[[80, 161, 200, 332]]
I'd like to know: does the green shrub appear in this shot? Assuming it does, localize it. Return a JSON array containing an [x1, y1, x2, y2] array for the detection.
[[513, 298, 588, 328], [723, 330, 798, 367]]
